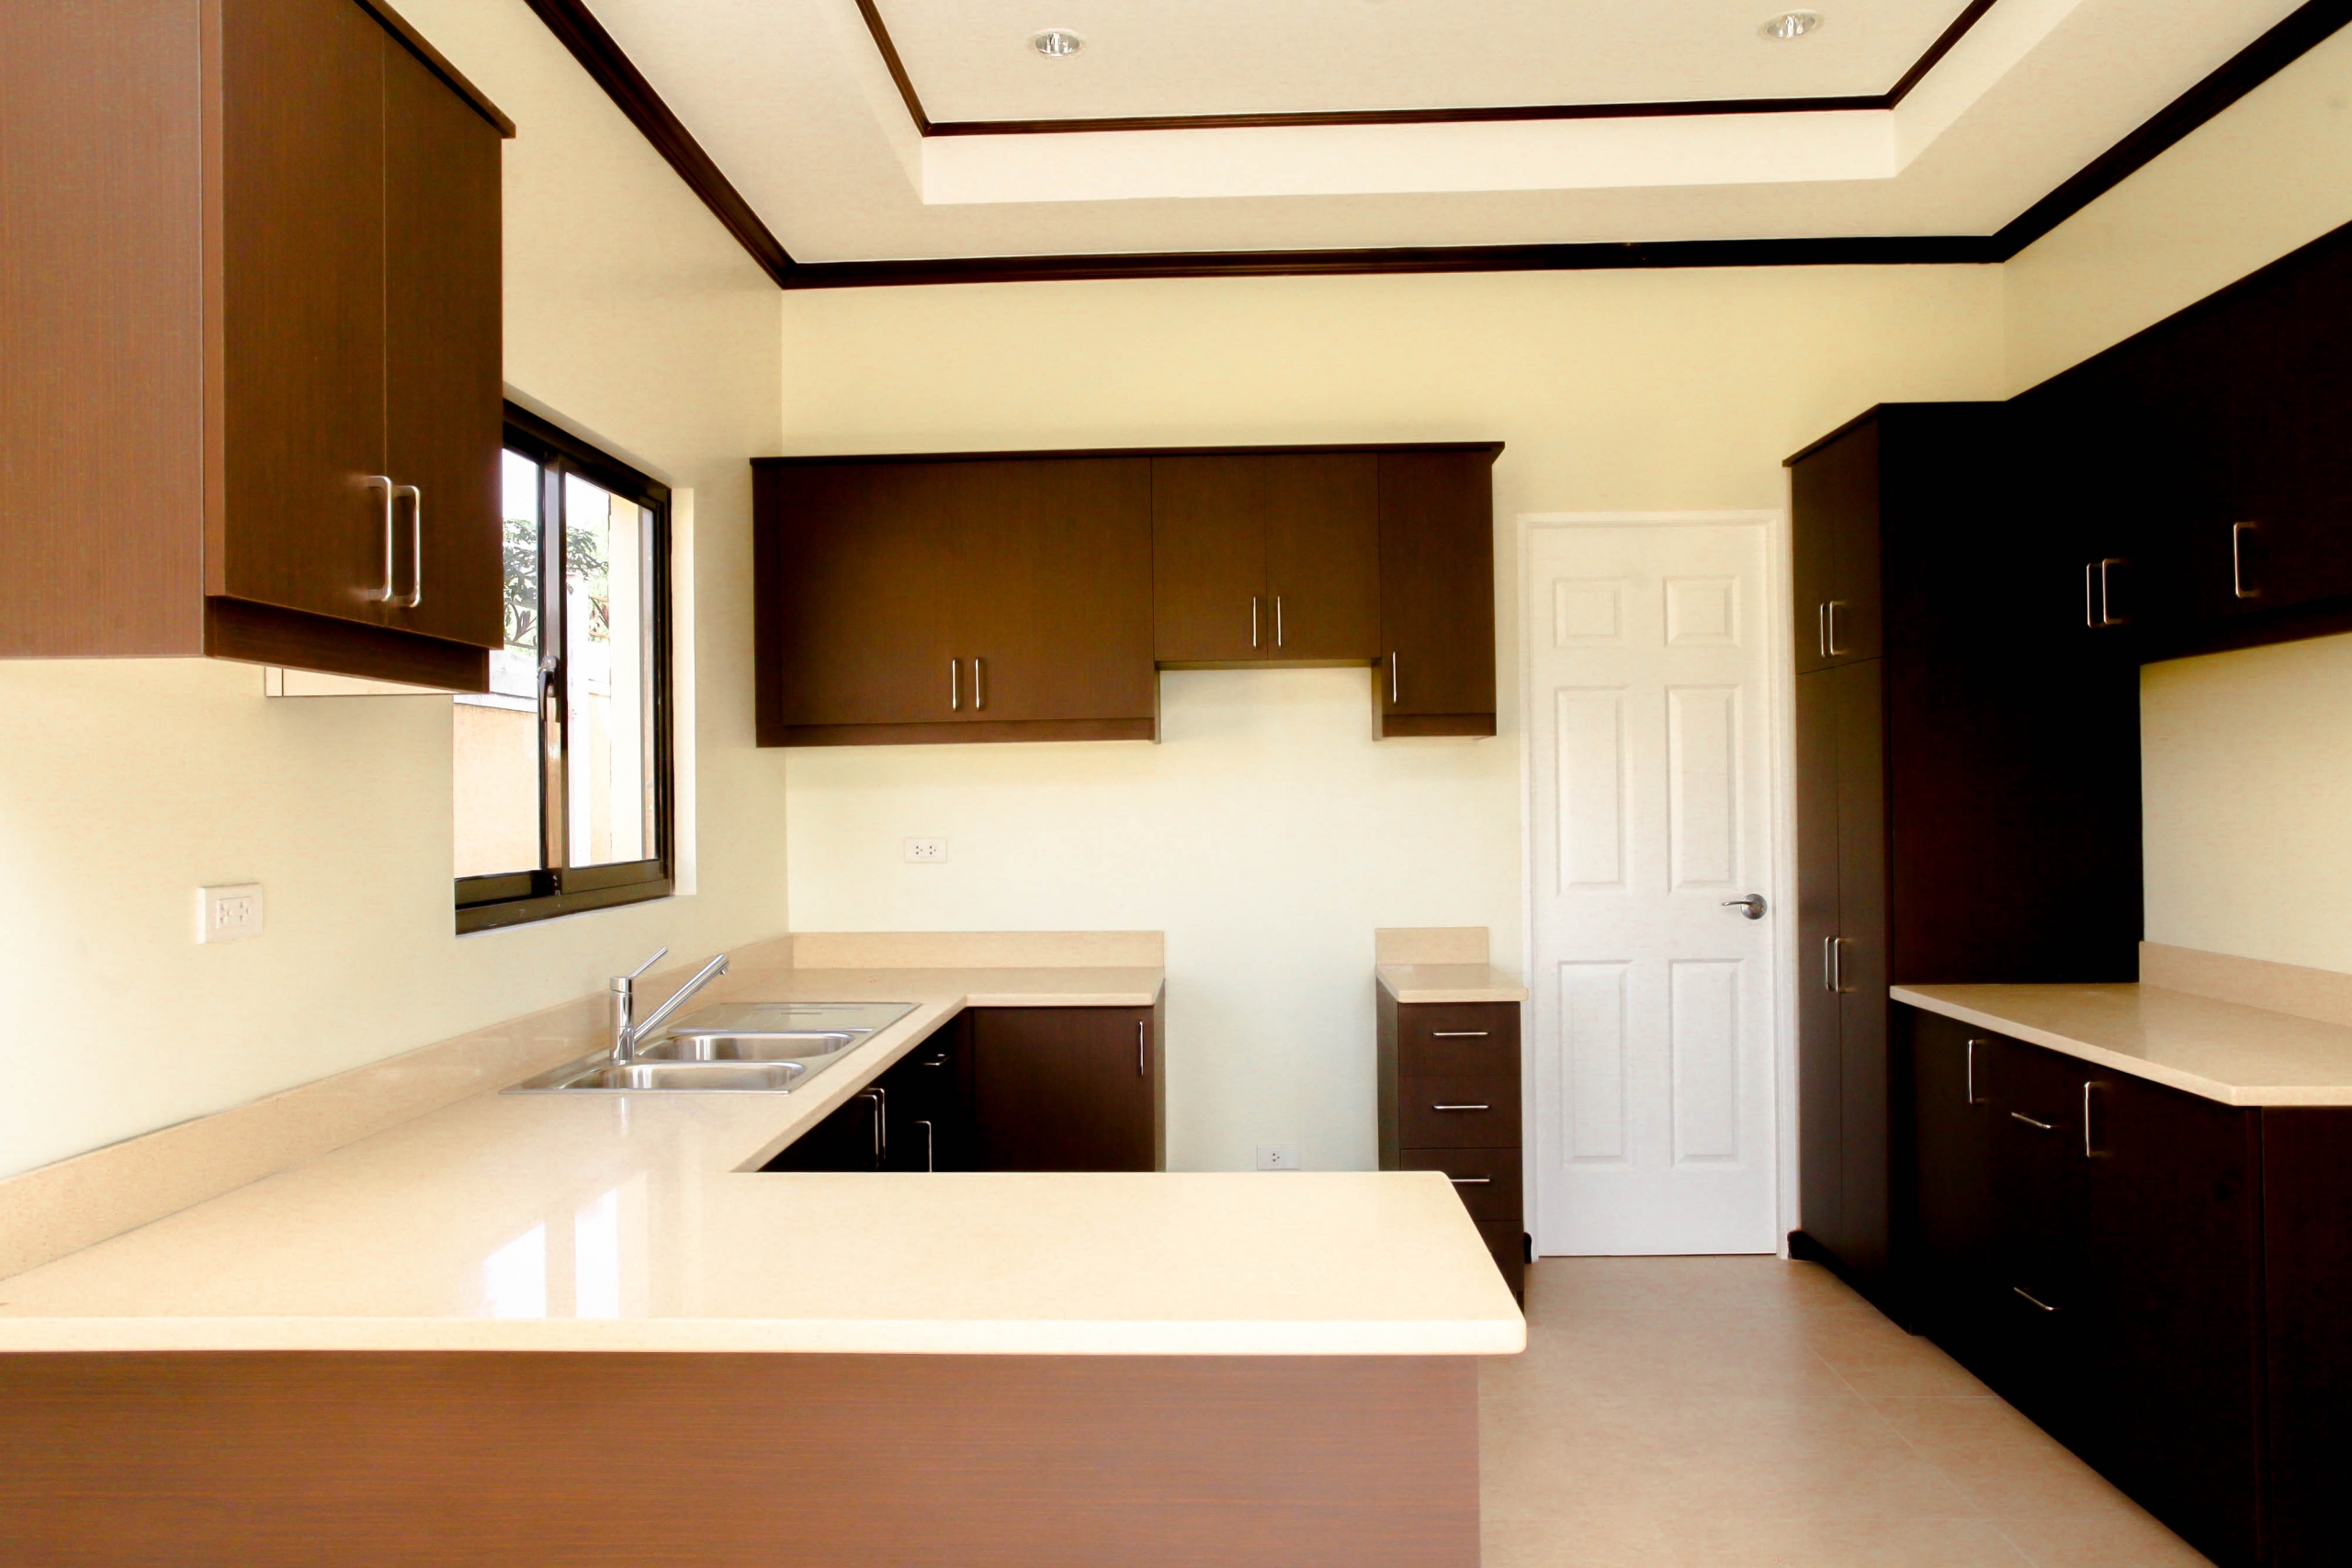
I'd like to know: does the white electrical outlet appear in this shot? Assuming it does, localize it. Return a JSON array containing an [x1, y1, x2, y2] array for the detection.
[[1256, 1144, 1300, 1171], [198, 883, 265, 943], [903, 838, 947, 863]]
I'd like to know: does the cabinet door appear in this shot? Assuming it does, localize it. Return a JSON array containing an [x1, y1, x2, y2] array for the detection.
[[1832, 658, 1891, 1292], [876, 1018, 973, 1172], [2081, 1071, 2263, 1568], [216, 0, 387, 624], [2260, 1107, 2352, 1568], [1790, 417, 1882, 670], [760, 1088, 883, 1171], [1794, 668, 1844, 1255], [1907, 1010, 2000, 1359], [1263, 454, 1379, 660], [1151, 456, 1270, 662], [2231, 241, 2352, 615], [1377, 450, 1496, 727], [956, 458, 1155, 724], [972, 1007, 1157, 1171], [762, 462, 960, 727], [382, 36, 503, 649]]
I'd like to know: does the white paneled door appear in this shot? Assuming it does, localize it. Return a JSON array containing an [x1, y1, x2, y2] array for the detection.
[[1527, 516, 1781, 1255]]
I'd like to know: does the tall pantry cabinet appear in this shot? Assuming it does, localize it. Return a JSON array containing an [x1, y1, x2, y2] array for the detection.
[[1786, 404, 2141, 1316], [1, 0, 510, 688]]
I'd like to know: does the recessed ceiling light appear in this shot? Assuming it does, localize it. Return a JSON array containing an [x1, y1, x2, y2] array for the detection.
[[1759, 10, 1823, 39], [1033, 28, 1083, 58]]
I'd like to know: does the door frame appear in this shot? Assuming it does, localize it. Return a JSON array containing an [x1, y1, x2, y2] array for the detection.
[[1514, 510, 1797, 1258]]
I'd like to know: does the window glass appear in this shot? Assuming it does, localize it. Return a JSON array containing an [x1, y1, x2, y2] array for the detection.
[[562, 474, 656, 869], [452, 451, 547, 879]]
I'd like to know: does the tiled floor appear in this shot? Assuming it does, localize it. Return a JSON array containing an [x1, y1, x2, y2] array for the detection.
[[1480, 1257, 2211, 1567]]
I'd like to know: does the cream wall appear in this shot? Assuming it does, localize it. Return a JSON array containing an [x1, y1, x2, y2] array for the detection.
[[0, 0, 784, 1180], [1999, 19, 2352, 975], [2004, 23, 2352, 393], [778, 266, 2006, 1170]]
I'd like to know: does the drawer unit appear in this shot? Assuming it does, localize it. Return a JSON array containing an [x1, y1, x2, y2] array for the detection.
[[1379, 989, 1525, 1301]]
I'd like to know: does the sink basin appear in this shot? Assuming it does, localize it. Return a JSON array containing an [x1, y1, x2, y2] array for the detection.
[[526, 1059, 809, 1092], [503, 1000, 920, 1094], [635, 1031, 857, 1063]]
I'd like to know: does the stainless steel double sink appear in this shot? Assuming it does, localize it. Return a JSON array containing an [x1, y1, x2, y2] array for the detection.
[[508, 1002, 919, 1094]]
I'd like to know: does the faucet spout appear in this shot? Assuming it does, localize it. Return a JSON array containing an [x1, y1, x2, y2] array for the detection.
[[613, 952, 729, 1064]]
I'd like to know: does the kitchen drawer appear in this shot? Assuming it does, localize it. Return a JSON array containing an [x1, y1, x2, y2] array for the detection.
[[1399, 1147, 1521, 1224], [1397, 1065, 1521, 1148], [1396, 1002, 1521, 1070]]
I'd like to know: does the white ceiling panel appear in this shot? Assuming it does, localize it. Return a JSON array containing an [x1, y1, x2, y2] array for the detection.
[[876, 0, 1967, 123]]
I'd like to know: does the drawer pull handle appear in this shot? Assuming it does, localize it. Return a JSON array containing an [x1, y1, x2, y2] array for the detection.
[[2013, 1285, 2058, 1313], [1433, 1103, 1491, 1112], [2009, 1111, 2055, 1132], [1430, 1031, 1490, 1038], [1448, 1176, 1492, 1185]]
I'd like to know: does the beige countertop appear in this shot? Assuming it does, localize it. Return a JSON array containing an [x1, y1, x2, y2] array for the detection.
[[1894, 982, 2352, 1107], [0, 963, 1522, 1356], [1377, 964, 1529, 1005]]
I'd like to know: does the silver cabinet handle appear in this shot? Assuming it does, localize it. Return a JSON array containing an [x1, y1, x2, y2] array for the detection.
[[1816, 602, 1829, 657], [2083, 1081, 2108, 1158], [2083, 563, 2098, 629], [911, 1118, 935, 1173], [393, 484, 422, 608], [972, 657, 984, 710], [949, 659, 959, 711], [2012, 1285, 2058, 1313], [1448, 1176, 1492, 1186], [1136, 1019, 1147, 1077], [2085, 559, 2126, 627], [1430, 1031, 1490, 1038], [2233, 522, 2259, 599], [1966, 1039, 1985, 1105], [1433, 1103, 1491, 1112], [1251, 596, 1261, 649], [2009, 1111, 2054, 1132], [1824, 600, 1848, 657], [1275, 594, 1284, 648], [1389, 652, 1400, 704], [860, 1086, 888, 1168], [1824, 936, 1850, 994], [365, 476, 396, 602]]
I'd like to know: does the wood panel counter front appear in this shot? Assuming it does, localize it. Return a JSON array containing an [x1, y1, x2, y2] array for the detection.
[[0, 958, 1518, 1566]]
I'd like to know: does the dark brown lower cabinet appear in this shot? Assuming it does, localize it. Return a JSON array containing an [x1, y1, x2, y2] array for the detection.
[[1377, 990, 1524, 1300], [973, 1006, 1164, 1172], [764, 1005, 1161, 1174], [1905, 1009, 2270, 1566]]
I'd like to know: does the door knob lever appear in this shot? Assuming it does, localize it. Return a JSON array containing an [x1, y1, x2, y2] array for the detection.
[[1723, 895, 1767, 919]]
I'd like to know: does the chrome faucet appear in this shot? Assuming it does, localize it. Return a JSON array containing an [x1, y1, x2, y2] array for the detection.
[[609, 948, 730, 1065]]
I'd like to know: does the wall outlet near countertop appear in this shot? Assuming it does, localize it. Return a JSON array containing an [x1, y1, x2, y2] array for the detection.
[[1255, 1144, 1300, 1171], [903, 837, 947, 863], [198, 884, 264, 943]]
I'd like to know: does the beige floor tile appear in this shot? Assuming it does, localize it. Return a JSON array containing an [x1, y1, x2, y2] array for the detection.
[[1804, 1315, 1993, 1398], [1526, 1256, 1864, 1322], [1624, 1396, 1984, 1522], [1657, 1516, 2035, 1567], [1485, 1312, 1857, 1402], [1483, 1513, 1673, 1567], [1868, 1398, 2145, 1522], [1996, 1513, 2216, 1567]]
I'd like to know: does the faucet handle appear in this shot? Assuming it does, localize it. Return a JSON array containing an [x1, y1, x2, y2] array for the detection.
[[619, 947, 669, 984]]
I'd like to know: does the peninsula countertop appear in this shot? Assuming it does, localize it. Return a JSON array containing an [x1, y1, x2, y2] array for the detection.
[[0, 962, 1523, 1357], [1894, 981, 2352, 1107]]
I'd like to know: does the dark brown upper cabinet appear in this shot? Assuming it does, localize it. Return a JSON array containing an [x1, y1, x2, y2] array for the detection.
[[1, 0, 510, 689], [1377, 448, 1499, 738], [1152, 454, 1379, 664], [2021, 216, 2352, 661], [1790, 417, 1883, 673], [755, 455, 1157, 746], [756, 443, 1500, 746]]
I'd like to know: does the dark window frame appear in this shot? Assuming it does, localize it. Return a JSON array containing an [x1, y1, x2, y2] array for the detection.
[[457, 403, 674, 933]]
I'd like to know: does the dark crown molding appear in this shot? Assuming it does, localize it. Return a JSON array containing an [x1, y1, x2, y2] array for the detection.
[[522, 0, 2352, 291]]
